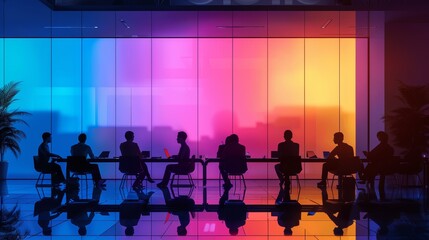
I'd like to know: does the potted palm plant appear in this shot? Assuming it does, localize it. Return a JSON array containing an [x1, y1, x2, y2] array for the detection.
[[0, 204, 29, 239], [384, 81, 429, 164], [0, 81, 29, 179]]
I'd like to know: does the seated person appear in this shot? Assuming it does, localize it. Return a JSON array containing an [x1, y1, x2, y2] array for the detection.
[[120, 131, 155, 190], [317, 132, 354, 188], [70, 133, 106, 187], [274, 130, 300, 189], [217, 136, 232, 158], [359, 131, 394, 187], [157, 131, 193, 188], [38, 132, 65, 185], [219, 134, 247, 189]]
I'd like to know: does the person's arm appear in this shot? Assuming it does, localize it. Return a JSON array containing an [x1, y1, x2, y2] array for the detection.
[[327, 146, 339, 159], [87, 145, 95, 159], [43, 144, 61, 161]]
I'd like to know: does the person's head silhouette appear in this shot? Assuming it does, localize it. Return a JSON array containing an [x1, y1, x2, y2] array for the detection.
[[42, 226, 52, 236], [125, 226, 135, 236], [377, 131, 388, 143], [177, 131, 187, 144], [333, 227, 344, 236], [229, 227, 239, 235], [284, 227, 293, 236], [229, 134, 239, 144], [78, 133, 87, 143], [284, 130, 293, 141], [333, 132, 344, 144], [42, 132, 52, 143], [177, 225, 187, 236], [125, 131, 134, 141], [78, 226, 87, 236]]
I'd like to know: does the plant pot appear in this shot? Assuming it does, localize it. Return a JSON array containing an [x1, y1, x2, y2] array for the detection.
[[0, 162, 8, 180]]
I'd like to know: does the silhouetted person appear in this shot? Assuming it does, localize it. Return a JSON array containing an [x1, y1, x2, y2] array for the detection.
[[219, 134, 247, 189], [120, 131, 154, 190], [217, 187, 248, 235], [359, 131, 394, 189], [160, 187, 195, 236], [38, 132, 65, 185], [272, 186, 302, 236], [274, 130, 300, 189], [70, 133, 106, 187], [34, 187, 64, 236], [157, 131, 193, 188], [317, 132, 354, 188], [217, 135, 232, 158], [120, 190, 153, 236]]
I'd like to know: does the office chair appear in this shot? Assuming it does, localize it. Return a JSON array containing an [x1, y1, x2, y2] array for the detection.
[[171, 158, 196, 188], [34, 156, 52, 187]]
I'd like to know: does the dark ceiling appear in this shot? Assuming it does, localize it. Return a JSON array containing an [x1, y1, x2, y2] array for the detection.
[[40, 0, 429, 11]]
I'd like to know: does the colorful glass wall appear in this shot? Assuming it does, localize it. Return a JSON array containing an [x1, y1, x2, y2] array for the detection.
[[2, 37, 361, 179]]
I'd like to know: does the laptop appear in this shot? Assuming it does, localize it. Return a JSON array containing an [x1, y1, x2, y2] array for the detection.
[[323, 151, 330, 159], [163, 148, 171, 159], [271, 151, 279, 158], [141, 151, 150, 158], [306, 151, 318, 158], [98, 151, 110, 158]]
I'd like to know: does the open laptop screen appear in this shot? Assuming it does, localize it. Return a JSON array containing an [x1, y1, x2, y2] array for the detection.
[[163, 148, 171, 158], [98, 151, 110, 158]]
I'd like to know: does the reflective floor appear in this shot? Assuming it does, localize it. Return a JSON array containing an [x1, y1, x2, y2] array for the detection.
[[1, 177, 428, 239]]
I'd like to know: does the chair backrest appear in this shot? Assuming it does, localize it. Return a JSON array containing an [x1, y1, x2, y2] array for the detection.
[[33, 156, 44, 173], [67, 156, 88, 173], [119, 156, 141, 174], [280, 156, 302, 175]]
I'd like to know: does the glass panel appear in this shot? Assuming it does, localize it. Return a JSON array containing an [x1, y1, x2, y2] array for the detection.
[[4, 39, 52, 178]]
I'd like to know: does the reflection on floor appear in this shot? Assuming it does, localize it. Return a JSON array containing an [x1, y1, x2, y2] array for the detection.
[[0, 178, 428, 239]]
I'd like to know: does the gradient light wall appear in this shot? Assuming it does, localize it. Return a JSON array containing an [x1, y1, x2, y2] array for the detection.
[[2, 37, 358, 179]]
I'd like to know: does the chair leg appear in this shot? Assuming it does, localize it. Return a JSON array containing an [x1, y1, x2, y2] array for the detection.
[[120, 174, 126, 188], [188, 174, 194, 186], [241, 174, 246, 189], [36, 173, 42, 186]]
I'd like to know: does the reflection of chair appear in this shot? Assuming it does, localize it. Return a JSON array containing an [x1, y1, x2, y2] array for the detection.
[[34, 156, 52, 187], [119, 156, 142, 188], [67, 156, 92, 190], [330, 157, 361, 189], [171, 163, 195, 188]]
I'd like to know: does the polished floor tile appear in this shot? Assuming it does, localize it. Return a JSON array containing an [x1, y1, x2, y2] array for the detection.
[[0, 178, 428, 239]]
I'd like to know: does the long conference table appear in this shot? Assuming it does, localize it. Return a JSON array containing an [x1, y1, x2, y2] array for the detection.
[[57, 157, 363, 185]]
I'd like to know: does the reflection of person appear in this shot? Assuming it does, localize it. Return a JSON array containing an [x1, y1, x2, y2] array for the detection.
[[38, 132, 65, 185], [70, 133, 106, 187], [34, 187, 64, 236], [219, 134, 247, 189], [274, 130, 299, 189], [160, 187, 195, 236], [120, 191, 154, 236], [272, 187, 301, 236], [120, 131, 154, 190], [360, 131, 394, 187], [217, 187, 247, 235], [157, 131, 192, 188], [317, 132, 354, 188], [320, 187, 358, 236]]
